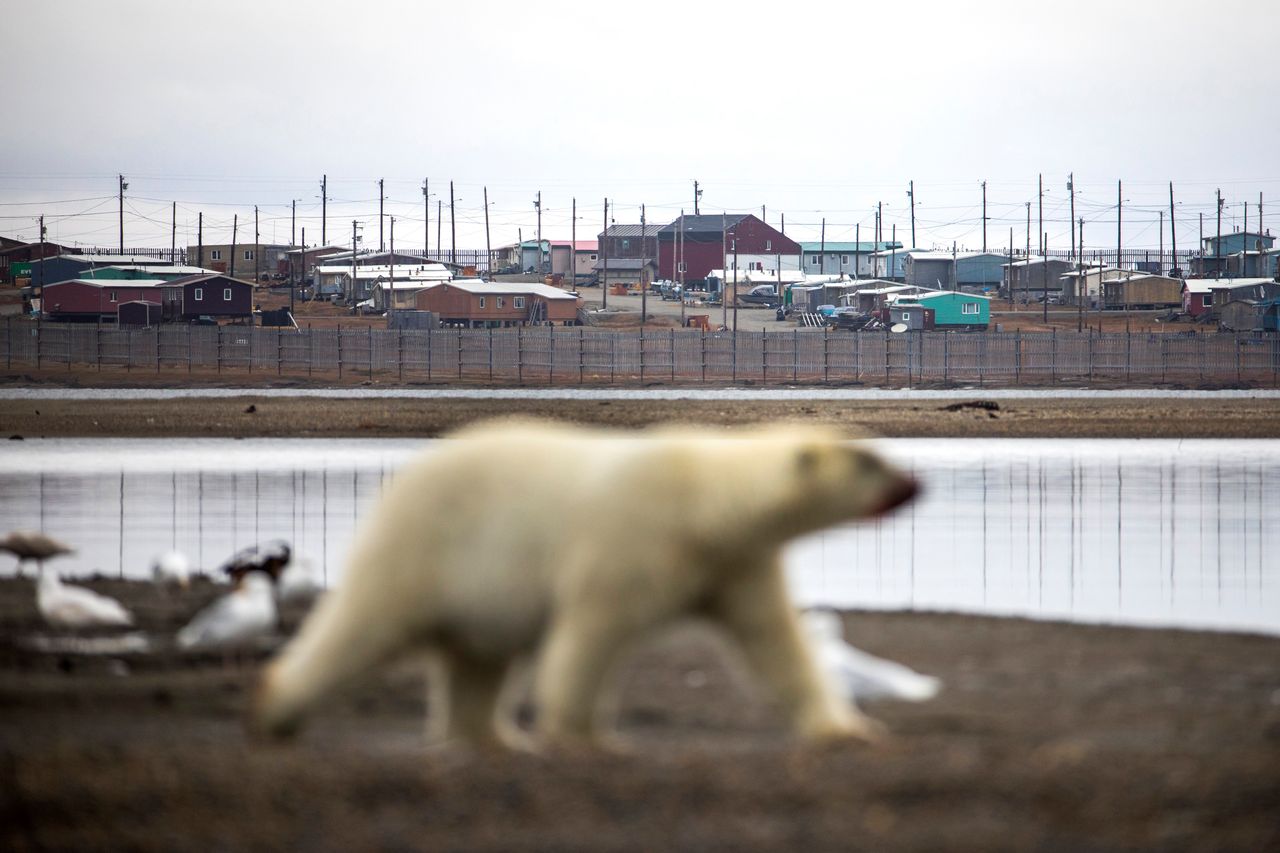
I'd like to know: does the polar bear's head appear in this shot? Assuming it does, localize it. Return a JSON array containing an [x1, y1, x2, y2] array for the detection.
[[779, 437, 918, 532]]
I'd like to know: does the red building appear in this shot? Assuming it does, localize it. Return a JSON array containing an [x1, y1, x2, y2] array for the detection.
[[42, 279, 178, 322], [656, 214, 800, 282]]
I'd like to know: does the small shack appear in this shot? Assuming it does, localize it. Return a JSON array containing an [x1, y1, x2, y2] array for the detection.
[[913, 291, 991, 329], [1102, 274, 1183, 310], [117, 300, 163, 327]]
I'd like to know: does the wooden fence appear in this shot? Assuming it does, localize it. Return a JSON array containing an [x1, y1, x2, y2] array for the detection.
[[3, 322, 1278, 386]]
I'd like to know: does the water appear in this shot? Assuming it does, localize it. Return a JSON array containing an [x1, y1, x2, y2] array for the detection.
[[1, 438, 1276, 635]]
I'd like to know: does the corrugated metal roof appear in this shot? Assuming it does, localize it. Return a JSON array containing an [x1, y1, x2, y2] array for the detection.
[[46, 278, 169, 288], [656, 215, 749, 235], [603, 224, 664, 238], [798, 242, 898, 252], [592, 257, 656, 271], [439, 281, 580, 299]]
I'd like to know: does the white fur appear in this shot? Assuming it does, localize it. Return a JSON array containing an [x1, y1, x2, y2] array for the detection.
[[802, 610, 941, 705], [254, 420, 917, 748]]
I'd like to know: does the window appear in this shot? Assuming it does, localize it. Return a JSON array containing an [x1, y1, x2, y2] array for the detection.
[[514, 296, 525, 309], [210, 249, 222, 261], [901, 312, 911, 322], [1203, 294, 1212, 306], [497, 297, 505, 309], [194, 288, 204, 301], [109, 290, 117, 302], [590, 254, 598, 261], [244, 249, 254, 261], [962, 302, 979, 315], [766, 240, 772, 251], [479, 296, 486, 309], [678, 261, 686, 273], [810, 256, 819, 266], [223, 288, 232, 301], [841, 255, 849, 265]]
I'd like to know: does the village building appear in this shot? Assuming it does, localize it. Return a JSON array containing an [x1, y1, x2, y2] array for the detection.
[[1059, 264, 1125, 307], [415, 281, 581, 327], [798, 241, 898, 279], [1181, 280, 1216, 317], [1, 240, 78, 284], [26, 253, 177, 288], [187, 243, 293, 281], [903, 251, 1008, 292], [1101, 274, 1184, 310], [593, 257, 657, 289], [1190, 231, 1275, 278], [42, 279, 175, 322], [1002, 257, 1073, 301], [657, 214, 800, 283], [548, 240, 599, 285]]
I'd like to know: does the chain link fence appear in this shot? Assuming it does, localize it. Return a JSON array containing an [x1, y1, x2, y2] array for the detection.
[[4, 320, 1278, 385]]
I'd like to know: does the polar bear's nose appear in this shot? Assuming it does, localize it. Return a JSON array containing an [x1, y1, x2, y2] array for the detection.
[[871, 476, 919, 517]]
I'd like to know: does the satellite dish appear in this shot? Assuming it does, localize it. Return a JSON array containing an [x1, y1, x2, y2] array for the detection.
[[890, 323, 908, 333]]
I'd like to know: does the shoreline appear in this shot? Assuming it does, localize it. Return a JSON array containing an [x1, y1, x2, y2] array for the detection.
[[3, 393, 1279, 438]]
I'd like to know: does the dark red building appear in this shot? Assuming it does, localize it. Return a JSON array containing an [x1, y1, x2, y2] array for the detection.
[[170, 274, 254, 322], [656, 214, 800, 282]]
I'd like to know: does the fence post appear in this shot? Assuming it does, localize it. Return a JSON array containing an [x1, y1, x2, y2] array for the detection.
[[700, 329, 707, 383], [730, 329, 736, 384], [640, 328, 645, 383], [762, 328, 768, 384], [5, 315, 10, 371], [425, 327, 431, 381], [1236, 333, 1242, 383], [368, 326, 373, 380], [488, 327, 494, 382], [1125, 330, 1131, 383], [884, 326, 890, 386], [822, 326, 829, 383], [1050, 328, 1056, 384], [517, 326, 523, 384], [187, 324, 192, 374], [397, 328, 403, 382], [125, 328, 131, 373], [307, 328, 313, 378], [578, 327, 584, 384], [278, 328, 284, 376], [248, 326, 253, 375], [36, 316, 41, 371], [670, 328, 675, 382], [855, 329, 861, 382], [550, 324, 555, 384], [1015, 330, 1021, 384], [457, 329, 463, 380], [155, 326, 161, 374], [337, 325, 342, 379], [609, 331, 615, 384], [943, 330, 949, 385], [793, 329, 799, 382], [1160, 335, 1167, 384]]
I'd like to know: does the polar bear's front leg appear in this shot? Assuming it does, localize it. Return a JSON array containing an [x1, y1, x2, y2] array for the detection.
[[712, 557, 882, 743], [441, 653, 510, 747], [532, 610, 641, 745]]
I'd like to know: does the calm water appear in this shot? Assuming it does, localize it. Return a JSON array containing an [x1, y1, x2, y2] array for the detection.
[[1, 438, 1276, 635]]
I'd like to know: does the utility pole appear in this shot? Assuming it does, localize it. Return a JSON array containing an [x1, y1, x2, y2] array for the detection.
[[854, 222, 860, 280], [679, 210, 686, 326], [1170, 182, 1178, 277], [721, 212, 728, 328], [907, 180, 916, 248], [197, 212, 203, 268], [230, 214, 238, 279], [320, 174, 327, 246], [291, 199, 296, 248], [295, 226, 303, 313], [170, 202, 176, 263], [422, 179, 430, 257], [693, 180, 702, 215], [118, 174, 127, 254], [534, 191, 542, 274], [640, 203, 647, 325], [254, 205, 260, 284], [570, 196, 576, 288], [37, 215, 45, 293], [982, 180, 988, 253], [437, 200, 442, 261], [1077, 218, 1085, 332], [732, 222, 739, 333], [485, 187, 492, 277], [1216, 188, 1223, 278], [1159, 210, 1164, 276], [1118, 180, 1125, 313], [602, 198, 609, 310], [389, 216, 395, 319], [877, 201, 883, 246], [761, 204, 766, 224], [450, 181, 456, 266], [350, 219, 358, 315], [1038, 174, 1044, 298], [378, 178, 385, 252], [1067, 173, 1075, 263], [819, 217, 826, 275]]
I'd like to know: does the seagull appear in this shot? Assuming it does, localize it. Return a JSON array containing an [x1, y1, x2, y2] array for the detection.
[[151, 550, 191, 589], [37, 569, 134, 631], [277, 557, 321, 605], [220, 540, 291, 585], [177, 573, 276, 653], [1, 531, 74, 578], [802, 609, 941, 705]]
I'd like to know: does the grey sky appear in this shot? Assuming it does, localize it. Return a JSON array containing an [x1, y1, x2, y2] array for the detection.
[[2, 0, 1276, 253]]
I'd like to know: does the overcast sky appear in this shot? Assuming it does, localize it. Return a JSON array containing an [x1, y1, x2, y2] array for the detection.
[[2, 0, 1276, 254]]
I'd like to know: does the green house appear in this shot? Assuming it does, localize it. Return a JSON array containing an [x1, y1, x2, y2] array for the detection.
[[912, 290, 990, 329]]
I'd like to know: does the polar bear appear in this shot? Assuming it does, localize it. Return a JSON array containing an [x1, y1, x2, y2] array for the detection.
[[253, 419, 917, 748]]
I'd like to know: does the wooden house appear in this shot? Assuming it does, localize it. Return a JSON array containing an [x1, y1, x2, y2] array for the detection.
[[415, 281, 581, 327]]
